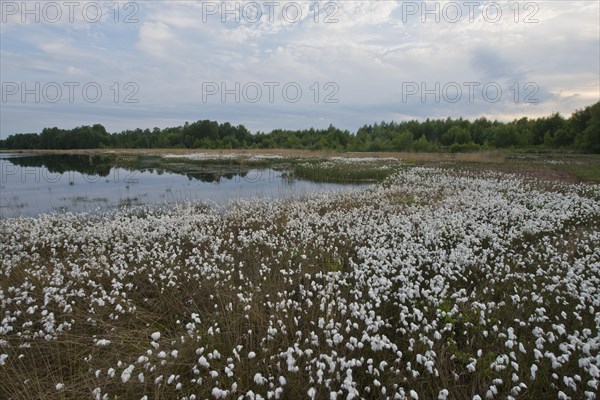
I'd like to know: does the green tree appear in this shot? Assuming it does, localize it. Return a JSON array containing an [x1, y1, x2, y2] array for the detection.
[[574, 102, 600, 153], [411, 135, 436, 152], [493, 125, 518, 148], [392, 130, 414, 151]]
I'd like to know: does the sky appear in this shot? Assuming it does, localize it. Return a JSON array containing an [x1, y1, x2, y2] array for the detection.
[[0, 0, 599, 138]]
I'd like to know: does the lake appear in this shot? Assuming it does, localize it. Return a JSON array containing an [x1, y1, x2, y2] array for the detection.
[[0, 153, 369, 218]]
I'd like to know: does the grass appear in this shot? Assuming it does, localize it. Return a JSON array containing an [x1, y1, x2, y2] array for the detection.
[[292, 159, 401, 183], [1, 155, 599, 399], [7, 148, 598, 183], [561, 162, 600, 183], [423, 153, 600, 184], [114, 152, 404, 184]]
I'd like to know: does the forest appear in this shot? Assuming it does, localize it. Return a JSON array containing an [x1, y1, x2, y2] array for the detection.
[[1, 101, 599, 153]]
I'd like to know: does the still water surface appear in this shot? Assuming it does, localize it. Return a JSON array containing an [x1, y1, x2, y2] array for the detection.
[[0, 153, 368, 218]]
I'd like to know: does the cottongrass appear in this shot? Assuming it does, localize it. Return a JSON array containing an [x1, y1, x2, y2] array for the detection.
[[163, 153, 284, 162], [1, 167, 599, 399]]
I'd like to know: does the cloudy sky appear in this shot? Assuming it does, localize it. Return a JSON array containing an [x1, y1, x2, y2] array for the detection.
[[0, 0, 598, 137]]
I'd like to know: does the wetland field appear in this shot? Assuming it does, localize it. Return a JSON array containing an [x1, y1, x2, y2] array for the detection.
[[0, 151, 599, 399]]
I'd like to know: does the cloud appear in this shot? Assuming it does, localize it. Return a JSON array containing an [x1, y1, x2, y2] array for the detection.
[[137, 21, 176, 57], [1, 0, 598, 138]]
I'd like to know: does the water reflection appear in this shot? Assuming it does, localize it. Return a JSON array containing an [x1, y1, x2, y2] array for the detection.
[[5, 154, 114, 177], [0, 153, 367, 218]]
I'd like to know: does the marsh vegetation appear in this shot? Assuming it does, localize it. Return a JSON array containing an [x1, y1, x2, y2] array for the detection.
[[1, 155, 599, 399]]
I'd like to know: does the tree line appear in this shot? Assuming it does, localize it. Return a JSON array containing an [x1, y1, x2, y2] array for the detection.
[[1, 101, 598, 153]]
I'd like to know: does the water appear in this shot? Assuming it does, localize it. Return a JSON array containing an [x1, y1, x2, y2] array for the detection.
[[0, 153, 369, 218]]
